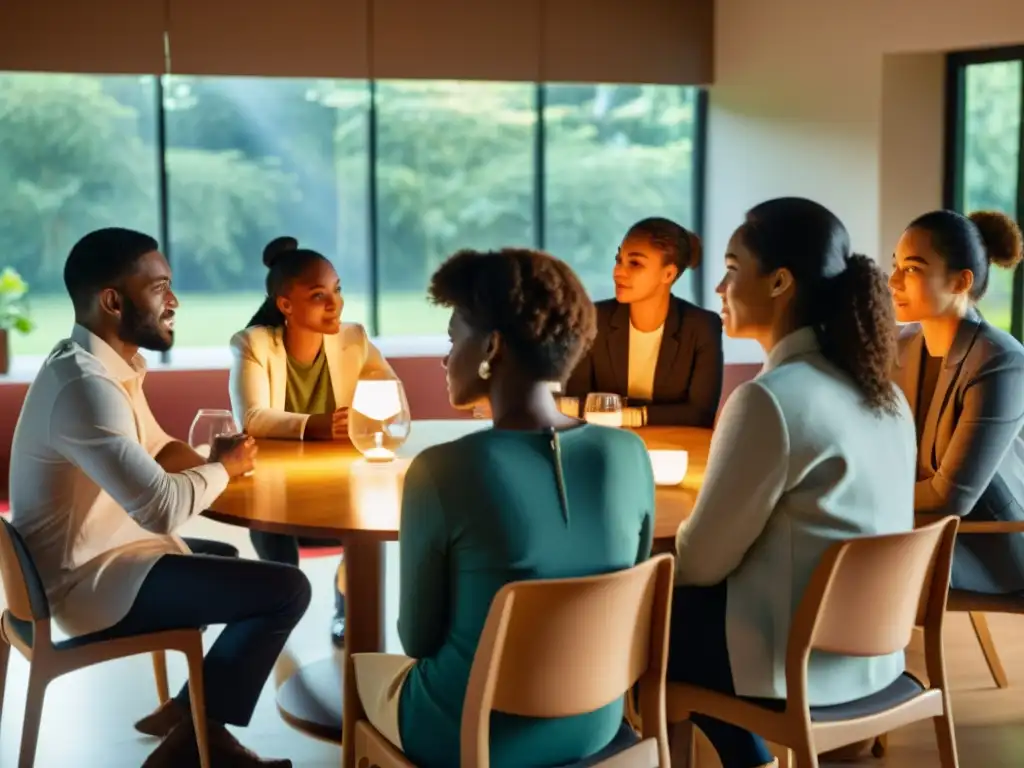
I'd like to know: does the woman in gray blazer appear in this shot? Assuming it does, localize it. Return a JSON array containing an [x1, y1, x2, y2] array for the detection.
[[670, 198, 917, 768], [890, 209, 1024, 594]]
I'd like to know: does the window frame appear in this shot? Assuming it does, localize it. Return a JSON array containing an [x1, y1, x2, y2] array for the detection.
[[945, 46, 1024, 340]]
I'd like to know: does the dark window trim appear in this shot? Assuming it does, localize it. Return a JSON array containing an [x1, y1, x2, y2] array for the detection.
[[948, 45, 1024, 68], [691, 88, 709, 307], [944, 48, 1024, 340], [534, 83, 546, 251], [155, 76, 172, 364], [367, 80, 381, 337]]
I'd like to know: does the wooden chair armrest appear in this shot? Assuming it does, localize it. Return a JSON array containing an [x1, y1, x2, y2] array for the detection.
[[915, 515, 1024, 534]]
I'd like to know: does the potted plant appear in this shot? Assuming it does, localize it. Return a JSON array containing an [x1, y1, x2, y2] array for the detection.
[[0, 268, 34, 374]]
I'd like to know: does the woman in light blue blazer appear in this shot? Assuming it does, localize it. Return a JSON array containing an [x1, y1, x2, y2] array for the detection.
[[890, 209, 1024, 593], [669, 199, 917, 768]]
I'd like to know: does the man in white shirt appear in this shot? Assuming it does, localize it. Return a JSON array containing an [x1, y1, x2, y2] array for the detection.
[[10, 228, 309, 767]]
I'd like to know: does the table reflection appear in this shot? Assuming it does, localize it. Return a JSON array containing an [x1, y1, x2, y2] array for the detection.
[[348, 457, 411, 531]]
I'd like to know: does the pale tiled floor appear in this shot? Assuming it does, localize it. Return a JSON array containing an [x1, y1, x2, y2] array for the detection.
[[2, 515, 1024, 766]]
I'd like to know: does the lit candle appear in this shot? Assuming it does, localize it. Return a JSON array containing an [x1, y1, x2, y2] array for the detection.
[[362, 446, 396, 461]]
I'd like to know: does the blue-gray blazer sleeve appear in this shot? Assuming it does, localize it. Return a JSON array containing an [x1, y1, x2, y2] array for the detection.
[[916, 349, 1024, 516]]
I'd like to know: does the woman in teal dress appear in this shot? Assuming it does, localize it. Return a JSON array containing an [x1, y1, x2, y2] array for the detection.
[[352, 247, 656, 768]]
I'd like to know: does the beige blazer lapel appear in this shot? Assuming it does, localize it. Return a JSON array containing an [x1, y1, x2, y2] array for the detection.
[[267, 326, 288, 410], [324, 331, 348, 408]]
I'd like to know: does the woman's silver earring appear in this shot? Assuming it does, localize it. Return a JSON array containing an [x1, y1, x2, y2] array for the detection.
[[478, 360, 492, 380]]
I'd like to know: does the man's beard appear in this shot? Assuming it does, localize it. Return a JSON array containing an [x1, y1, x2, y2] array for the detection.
[[119, 294, 173, 352]]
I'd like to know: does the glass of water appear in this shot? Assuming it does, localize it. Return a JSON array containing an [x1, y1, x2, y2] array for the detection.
[[583, 393, 624, 427], [188, 409, 240, 459]]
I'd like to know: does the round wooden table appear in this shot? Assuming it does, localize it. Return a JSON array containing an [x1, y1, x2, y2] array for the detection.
[[204, 419, 711, 765]]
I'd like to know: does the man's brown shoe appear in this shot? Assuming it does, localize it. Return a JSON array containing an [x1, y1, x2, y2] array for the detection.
[[135, 699, 187, 738], [142, 719, 292, 767]]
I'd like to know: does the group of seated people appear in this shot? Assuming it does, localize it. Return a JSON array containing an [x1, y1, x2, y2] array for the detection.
[[5, 197, 1024, 767]]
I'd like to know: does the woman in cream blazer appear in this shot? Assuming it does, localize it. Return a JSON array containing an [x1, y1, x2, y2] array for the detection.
[[230, 321, 393, 439], [229, 237, 395, 647], [671, 199, 917, 768]]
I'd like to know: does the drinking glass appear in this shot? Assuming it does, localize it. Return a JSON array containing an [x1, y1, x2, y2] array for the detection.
[[188, 409, 240, 459], [349, 371, 412, 462], [584, 393, 624, 427]]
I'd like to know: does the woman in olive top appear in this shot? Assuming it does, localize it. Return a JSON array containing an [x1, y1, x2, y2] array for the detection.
[[564, 217, 724, 426], [228, 236, 394, 646], [890, 210, 1024, 593], [351, 248, 655, 768]]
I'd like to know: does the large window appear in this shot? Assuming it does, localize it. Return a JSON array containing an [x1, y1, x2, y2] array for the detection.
[[164, 76, 371, 348], [0, 73, 160, 358], [544, 84, 700, 303], [949, 51, 1024, 335], [374, 81, 537, 336], [0, 73, 702, 362]]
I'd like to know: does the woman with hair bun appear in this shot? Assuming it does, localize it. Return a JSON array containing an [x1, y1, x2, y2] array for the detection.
[[668, 198, 916, 768], [229, 236, 395, 646], [890, 209, 1024, 593], [563, 217, 724, 427]]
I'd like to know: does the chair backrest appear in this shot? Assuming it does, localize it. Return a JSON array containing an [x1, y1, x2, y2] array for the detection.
[[0, 518, 50, 622], [461, 554, 674, 765], [787, 517, 958, 666]]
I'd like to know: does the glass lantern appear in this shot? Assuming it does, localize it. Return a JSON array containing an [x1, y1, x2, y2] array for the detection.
[[348, 372, 412, 462]]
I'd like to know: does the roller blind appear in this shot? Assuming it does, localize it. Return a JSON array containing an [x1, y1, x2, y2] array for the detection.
[[0, 0, 166, 74], [165, 0, 370, 78], [542, 0, 714, 85], [371, 0, 543, 82]]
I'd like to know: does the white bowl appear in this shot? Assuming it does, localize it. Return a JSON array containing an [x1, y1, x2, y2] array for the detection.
[[648, 449, 689, 486]]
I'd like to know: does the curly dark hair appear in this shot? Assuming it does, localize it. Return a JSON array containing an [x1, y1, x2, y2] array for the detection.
[[428, 248, 597, 381], [741, 198, 899, 415]]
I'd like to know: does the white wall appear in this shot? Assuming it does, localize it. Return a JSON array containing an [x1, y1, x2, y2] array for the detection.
[[707, 0, 1024, 362]]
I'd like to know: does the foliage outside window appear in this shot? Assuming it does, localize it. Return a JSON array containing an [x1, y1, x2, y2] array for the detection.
[[0, 73, 699, 359], [955, 58, 1023, 333]]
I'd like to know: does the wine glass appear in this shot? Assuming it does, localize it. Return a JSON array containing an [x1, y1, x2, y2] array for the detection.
[[349, 372, 412, 462], [188, 409, 240, 459], [583, 393, 624, 427]]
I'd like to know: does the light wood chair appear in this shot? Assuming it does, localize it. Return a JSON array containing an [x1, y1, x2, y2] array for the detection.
[[352, 553, 676, 768], [947, 594, 1020, 689], [940, 519, 1024, 690], [667, 517, 961, 768], [0, 519, 210, 768]]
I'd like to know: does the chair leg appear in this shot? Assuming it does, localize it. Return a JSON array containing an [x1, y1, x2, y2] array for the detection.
[[933, 708, 959, 768], [668, 720, 696, 768], [152, 650, 171, 704], [770, 745, 794, 768], [185, 643, 210, 768], [872, 733, 888, 757], [0, 634, 9, 724], [791, 741, 817, 768], [968, 612, 1008, 688], [18, 665, 49, 768]]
